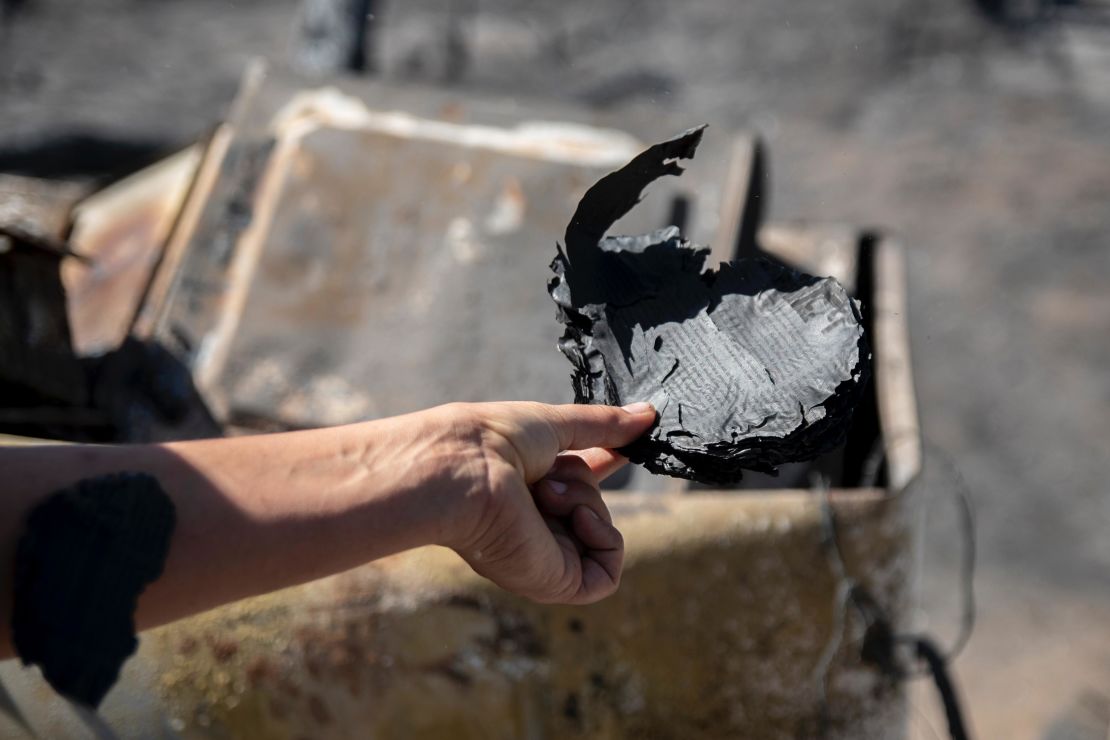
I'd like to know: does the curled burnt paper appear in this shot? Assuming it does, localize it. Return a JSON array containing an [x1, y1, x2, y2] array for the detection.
[[549, 126, 869, 484], [12, 472, 176, 707]]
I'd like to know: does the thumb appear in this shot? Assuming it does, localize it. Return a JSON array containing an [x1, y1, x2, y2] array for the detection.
[[544, 402, 656, 452]]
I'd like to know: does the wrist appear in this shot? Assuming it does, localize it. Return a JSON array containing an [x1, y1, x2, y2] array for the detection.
[[364, 404, 491, 552]]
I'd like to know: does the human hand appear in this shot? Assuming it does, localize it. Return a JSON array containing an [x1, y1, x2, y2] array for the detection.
[[429, 401, 656, 605]]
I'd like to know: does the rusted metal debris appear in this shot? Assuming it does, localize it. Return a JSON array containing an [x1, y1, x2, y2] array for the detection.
[[0, 174, 87, 238], [0, 164, 218, 442], [63, 146, 201, 357], [0, 226, 88, 407]]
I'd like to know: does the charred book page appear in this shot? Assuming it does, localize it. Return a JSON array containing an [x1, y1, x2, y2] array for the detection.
[[549, 127, 869, 485]]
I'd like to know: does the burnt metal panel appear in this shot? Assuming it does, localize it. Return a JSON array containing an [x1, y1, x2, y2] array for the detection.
[[63, 147, 202, 357], [147, 77, 742, 432]]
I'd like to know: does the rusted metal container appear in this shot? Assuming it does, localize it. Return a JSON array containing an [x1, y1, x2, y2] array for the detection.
[[0, 66, 920, 739]]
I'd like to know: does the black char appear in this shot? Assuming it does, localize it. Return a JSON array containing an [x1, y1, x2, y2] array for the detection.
[[549, 126, 870, 484]]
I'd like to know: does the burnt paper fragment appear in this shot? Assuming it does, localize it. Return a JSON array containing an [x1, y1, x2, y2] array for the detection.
[[549, 126, 869, 484], [12, 473, 176, 707]]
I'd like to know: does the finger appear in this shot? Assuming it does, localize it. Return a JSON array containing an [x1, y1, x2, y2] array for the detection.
[[534, 477, 613, 525], [541, 402, 656, 454], [566, 447, 629, 482], [549, 454, 599, 486], [571, 504, 622, 551], [570, 505, 623, 603], [544, 515, 585, 555]]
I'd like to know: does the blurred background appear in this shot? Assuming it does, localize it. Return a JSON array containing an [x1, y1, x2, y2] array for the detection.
[[1, 0, 1108, 738]]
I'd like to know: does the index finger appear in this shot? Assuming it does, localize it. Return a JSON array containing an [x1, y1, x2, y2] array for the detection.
[[542, 402, 656, 453]]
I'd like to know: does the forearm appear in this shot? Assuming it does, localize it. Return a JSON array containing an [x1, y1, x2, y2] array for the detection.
[[0, 410, 471, 658]]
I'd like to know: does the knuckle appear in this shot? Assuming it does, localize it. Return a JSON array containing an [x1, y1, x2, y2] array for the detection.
[[541, 402, 569, 428], [439, 401, 476, 426], [521, 400, 555, 422]]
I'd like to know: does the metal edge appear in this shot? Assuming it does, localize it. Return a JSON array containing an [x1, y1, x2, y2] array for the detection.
[[872, 238, 922, 493]]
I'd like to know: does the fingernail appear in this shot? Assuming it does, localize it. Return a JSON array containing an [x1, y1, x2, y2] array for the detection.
[[622, 401, 654, 415], [585, 507, 601, 520], [546, 479, 568, 495]]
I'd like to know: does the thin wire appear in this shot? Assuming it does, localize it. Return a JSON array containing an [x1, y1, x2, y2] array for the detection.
[[909, 694, 945, 740], [875, 432, 979, 668], [919, 441, 977, 662], [811, 579, 853, 692], [809, 468, 976, 740], [809, 475, 853, 738]]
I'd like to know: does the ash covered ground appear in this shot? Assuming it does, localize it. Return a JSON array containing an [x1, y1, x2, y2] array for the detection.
[[3, 0, 1110, 736]]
